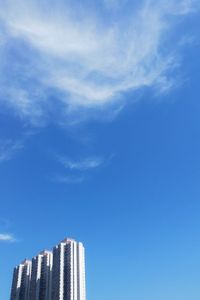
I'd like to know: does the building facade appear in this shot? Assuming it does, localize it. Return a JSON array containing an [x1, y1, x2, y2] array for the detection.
[[29, 250, 53, 300], [10, 238, 86, 300], [51, 239, 86, 300], [10, 260, 32, 300]]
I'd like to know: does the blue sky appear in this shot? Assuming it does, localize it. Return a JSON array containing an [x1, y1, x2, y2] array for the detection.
[[0, 0, 200, 299]]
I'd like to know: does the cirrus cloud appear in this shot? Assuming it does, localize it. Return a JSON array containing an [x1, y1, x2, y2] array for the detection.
[[58, 156, 104, 171], [0, 233, 16, 242], [0, 139, 24, 162], [0, 0, 198, 125], [52, 155, 105, 184]]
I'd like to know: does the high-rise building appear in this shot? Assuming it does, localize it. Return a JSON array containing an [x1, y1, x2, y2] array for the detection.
[[10, 238, 86, 300], [10, 259, 32, 300], [29, 250, 53, 300], [51, 239, 86, 300]]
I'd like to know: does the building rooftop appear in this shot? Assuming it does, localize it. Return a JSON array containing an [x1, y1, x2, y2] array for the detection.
[[39, 250, 52, 255], [61, 238, 76, 243], [21, 259, 31, 265]]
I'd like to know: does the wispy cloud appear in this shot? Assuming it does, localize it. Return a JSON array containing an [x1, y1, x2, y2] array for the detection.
[[58, 156, 104, 171], [0, 233, 16, 242], [0, 139, 24, 162], [53, 155, 104, 184], [0, 0, 198, 124], [51, 156, 106, 184]]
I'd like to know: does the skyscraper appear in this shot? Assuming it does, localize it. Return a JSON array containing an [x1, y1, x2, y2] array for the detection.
[[10, 238, 86, 300], [10, 259, 32, 300], [51, 239, 86, 300], [29, 250, 53, 300]]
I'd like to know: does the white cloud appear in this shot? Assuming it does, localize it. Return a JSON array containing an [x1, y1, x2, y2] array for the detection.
[[53, 155, 104, 184], [0, 233, 16, 242], [0, 0, 198, 124], [173, 0, 199, 14], [0, 139, 24, 162], [59, 156, 104, 171]]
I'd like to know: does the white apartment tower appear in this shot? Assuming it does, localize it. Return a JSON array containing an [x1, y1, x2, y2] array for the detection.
[[29, 250, 53, 300], [51, 239, 86, 300], [10, 259, 32, 300], [10, 238, 86, 300]]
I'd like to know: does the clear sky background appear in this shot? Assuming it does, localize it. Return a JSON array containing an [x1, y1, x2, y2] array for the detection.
[[0, 0, 200, 299]]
